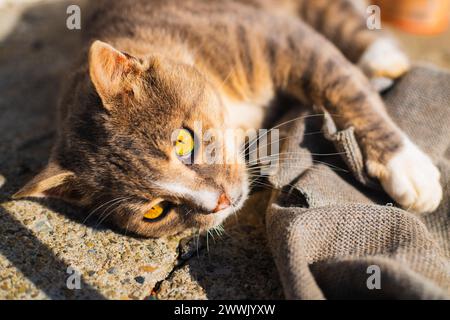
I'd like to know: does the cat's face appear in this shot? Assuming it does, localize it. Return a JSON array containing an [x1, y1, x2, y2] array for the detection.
[[14, 41, 249, 237]]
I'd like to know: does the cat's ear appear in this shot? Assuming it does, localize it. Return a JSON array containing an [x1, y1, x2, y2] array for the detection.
[[12, 162, 76, 200], [89, 40, 142, 105]]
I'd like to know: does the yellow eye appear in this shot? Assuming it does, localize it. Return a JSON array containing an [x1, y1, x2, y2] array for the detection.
[[174, 129, 194, 157], [143, 201, 169, 220]]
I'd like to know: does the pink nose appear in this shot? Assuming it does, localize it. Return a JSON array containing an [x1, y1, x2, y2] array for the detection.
[[213, 193, 231, 213]]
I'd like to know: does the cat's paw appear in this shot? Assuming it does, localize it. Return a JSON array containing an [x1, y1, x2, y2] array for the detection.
[[367, 138, 442, 214], [359, 38, 411, 79]]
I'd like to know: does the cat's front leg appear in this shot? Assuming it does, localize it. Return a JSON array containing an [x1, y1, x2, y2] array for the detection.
[[366, 136, 442, 213], [334, 105, 442, 213], [330, 97, 442, 213], [275, 25, 442, 213]]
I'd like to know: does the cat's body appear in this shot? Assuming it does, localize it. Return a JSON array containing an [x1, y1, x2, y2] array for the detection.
[[15, 0, 442, 237], [81, 0, 400, 131]]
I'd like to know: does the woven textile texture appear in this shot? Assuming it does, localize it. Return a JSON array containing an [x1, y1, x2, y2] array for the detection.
[[266, 65, 450, 299]]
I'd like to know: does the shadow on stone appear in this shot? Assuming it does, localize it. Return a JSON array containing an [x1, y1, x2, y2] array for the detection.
[[0, 0, 104, 299], [0, 0, 85, 197], [0, 206, 105, 299]]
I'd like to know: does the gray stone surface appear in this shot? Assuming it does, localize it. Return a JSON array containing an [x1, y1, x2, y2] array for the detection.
[[156, 192, 284, 300], [0, 0, 282, 299]]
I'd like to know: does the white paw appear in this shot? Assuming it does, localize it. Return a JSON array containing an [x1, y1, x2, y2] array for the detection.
[[359, 38, 411, 79], [369, 76, 394, 93], [367, 138, 442, 214]]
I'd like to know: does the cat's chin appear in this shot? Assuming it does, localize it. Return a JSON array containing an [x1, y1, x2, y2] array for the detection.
[[195, 207, 237, 231]]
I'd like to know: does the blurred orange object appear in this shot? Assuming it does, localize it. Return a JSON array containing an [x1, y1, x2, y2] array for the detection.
[[372, 0, 450, 35]]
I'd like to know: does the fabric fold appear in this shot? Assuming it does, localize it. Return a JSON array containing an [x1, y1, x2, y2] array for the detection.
[[266, 65, 450, 299]]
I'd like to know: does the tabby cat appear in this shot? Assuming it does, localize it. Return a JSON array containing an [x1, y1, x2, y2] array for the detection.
[[14, 0, 442, 237]]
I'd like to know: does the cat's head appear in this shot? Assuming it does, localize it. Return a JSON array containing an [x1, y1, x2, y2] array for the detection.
[[14, 40, 249, 237]]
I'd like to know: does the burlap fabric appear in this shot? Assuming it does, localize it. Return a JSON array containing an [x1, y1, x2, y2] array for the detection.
[[266, 65, 450, 299]]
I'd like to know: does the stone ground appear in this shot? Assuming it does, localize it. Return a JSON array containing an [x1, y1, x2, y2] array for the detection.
[[0, 0, 449, 299]]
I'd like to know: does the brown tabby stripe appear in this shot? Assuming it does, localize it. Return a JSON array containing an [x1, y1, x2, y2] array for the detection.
[[296, 0, 381, 62]]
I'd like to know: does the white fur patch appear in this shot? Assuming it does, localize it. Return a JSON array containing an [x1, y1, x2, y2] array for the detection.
[[156, 180, 248, 224], [368, 137, 442, 213], [358, 38, 410, 79], [156, 182, 219, 211], [222, 89, 274, 131], [224, 98, 266, 130], [369, 76, 394, 93]]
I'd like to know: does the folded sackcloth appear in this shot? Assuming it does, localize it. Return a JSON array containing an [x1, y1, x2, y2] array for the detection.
[[266, 65, 450, 299]]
